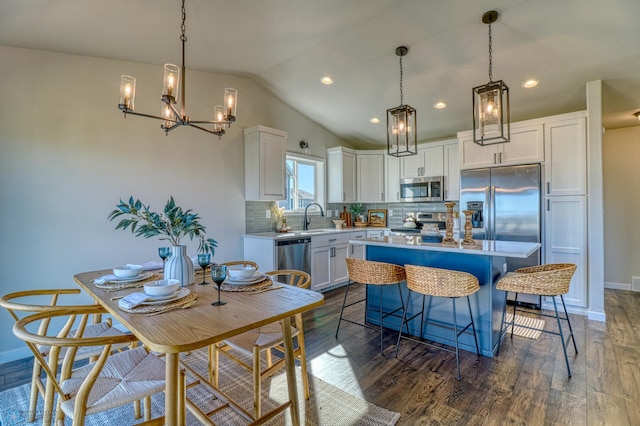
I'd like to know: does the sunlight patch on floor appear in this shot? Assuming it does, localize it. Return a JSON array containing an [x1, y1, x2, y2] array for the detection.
[[306, 344, 365, 398]]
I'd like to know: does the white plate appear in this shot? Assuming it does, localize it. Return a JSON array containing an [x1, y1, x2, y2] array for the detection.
[[110, 272, 153, 283], [141, 288, 190, 305], [224, 273, 267, 286]]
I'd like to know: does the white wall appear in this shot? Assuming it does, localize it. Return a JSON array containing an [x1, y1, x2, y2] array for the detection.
[[603, 126, 640, 288], [0, 45, 349, 362]]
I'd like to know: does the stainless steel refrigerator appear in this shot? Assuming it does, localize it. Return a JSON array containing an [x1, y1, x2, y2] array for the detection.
[[460, 164, 542, 307]]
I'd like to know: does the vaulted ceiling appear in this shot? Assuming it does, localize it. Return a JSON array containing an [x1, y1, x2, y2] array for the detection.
[[2, 0, 639, 147]]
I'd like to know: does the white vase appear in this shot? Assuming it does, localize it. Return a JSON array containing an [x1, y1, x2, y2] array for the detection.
[[164, 245, 194, 286]]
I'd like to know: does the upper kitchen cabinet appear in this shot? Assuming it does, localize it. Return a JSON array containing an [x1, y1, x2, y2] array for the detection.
[[327, 147, 357, 203], [244, 125, 287, 201], [399, 145, 444, 178], [356, 151, 385, 203], [443, 142, 459, 201], [385, 154, 401, 202], [458, 122, 544, 169], [544, 113, 587, 196]]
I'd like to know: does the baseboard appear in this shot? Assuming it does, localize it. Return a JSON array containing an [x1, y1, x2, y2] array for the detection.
[[588, 310, 606, 322], [0, 346, 32, 365], [605, 281, 632, 291]]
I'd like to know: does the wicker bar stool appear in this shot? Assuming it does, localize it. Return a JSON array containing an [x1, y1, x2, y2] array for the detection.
[[336, 258, 407, 355], [395, 265, 480, 381], [496, 263, 578, 377]]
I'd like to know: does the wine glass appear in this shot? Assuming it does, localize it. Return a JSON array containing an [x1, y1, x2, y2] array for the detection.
[[158, 247, 171, 268], [211, 265, 227, 306], [197, 253, 211, 285]]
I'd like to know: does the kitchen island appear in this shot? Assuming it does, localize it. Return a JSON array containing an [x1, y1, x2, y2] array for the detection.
[[349, 235, 540, 357]]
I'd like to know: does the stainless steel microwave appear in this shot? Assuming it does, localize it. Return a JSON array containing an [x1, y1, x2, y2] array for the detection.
[[399, 176, 444, 202]]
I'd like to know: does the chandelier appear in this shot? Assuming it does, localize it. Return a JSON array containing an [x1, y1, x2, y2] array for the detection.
[[387, 46, 417, 157], [117, 0, 237, 138], [472, 10, 510, 146]]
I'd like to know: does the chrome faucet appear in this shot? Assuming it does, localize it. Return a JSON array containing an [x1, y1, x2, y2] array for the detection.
[[303, 203, 325, 230]]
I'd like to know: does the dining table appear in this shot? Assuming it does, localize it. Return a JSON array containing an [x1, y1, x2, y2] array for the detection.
[[74, 269, 324, 425]]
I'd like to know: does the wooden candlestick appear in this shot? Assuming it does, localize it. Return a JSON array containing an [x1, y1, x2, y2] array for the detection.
[[442, 201, 457, 245], [461, 210, 476, 246]]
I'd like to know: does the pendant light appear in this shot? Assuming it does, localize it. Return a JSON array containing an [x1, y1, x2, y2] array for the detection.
[[387, 46, 417, 157], [472, 10, 510, 146], [117, 0, 237, 138]]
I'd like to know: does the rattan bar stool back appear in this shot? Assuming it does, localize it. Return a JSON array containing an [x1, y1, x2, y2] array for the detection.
[[396, 265, 481, 380], [335, 258, 407, 355], [496, 263, 578, 377]]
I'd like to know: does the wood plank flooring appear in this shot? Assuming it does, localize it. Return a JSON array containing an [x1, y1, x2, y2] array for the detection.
[[1, 287, 639, 425]]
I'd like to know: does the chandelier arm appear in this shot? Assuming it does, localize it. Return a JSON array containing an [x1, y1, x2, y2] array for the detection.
[[165, 102, 183, 122], [189, 120, 231, 125], [189, 123, 225, 136], [119, 109, 174, 121]]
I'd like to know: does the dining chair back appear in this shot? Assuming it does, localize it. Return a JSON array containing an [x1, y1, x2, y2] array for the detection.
[[12, 305, 166, 426], [0, 289, 127, 425], [210, 269, 311, 419]]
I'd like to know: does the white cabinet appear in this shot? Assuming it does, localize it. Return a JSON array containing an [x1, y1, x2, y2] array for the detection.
[[443, 142, 459, 201], [348, 231, 366, 260], [310, 233, 351, 292], [544, 196, 587, 307], [244, 125, 287, 201], [243, 237, 276, 272], [356, 152, 385, 202], [385, 155, 401, 202], [544, 116, 587, 196], [400, 145, 444, 178], [459, 123, 544, 169], [327, 147, 357, 203], [366, 229, 389, 238]]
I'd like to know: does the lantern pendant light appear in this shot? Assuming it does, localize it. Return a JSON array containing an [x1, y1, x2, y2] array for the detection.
[[472, 10, 510, 146], [387, 46, 417, 157]]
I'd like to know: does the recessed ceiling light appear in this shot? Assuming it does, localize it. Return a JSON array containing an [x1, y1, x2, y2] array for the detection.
[[321, 76, 334, 85], [370, 117, 380, 124], [522, 79, 539, 88], [433, 102, 447, 109]]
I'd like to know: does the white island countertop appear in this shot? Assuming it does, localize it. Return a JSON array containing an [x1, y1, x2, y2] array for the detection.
[[350, 235, 540, 259]]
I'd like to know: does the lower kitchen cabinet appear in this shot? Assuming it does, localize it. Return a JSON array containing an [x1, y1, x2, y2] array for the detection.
[[544, 195, 587, 308], [311, 233, 350, 292]]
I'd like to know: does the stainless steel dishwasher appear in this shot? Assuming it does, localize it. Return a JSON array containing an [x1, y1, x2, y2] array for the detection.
[[276, 237, 311, 274]]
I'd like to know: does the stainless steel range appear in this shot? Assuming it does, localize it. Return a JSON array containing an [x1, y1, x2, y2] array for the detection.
[[389, 212, 446, 236]]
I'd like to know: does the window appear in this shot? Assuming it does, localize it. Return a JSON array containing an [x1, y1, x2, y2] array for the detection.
[[278, 153, 325, 213]]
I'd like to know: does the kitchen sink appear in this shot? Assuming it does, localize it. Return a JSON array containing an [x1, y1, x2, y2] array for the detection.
[[298, 230, 328, 235]]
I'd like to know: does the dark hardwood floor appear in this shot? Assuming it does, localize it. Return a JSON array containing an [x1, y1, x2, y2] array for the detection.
[[2, 287, 639, 425]]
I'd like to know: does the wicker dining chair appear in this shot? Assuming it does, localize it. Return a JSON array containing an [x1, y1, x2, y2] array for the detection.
[[496, 263, 578, 377], [395, 265, 480, 381], [210, 269, 311, 419], [220, 260, 259, 270], [0, 289, 130, 426], [12, 305, 167, 426], [336, 258, 407, 355]]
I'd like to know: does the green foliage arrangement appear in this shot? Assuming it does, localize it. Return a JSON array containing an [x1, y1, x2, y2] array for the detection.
[[108, 196, 218, 255], [350, 203, 363, 217]]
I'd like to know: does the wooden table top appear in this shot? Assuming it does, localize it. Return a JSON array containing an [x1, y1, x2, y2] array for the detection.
[[74, 270, 325, 354]]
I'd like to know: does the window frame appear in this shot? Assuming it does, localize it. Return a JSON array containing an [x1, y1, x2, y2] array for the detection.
[[279, 152, 326, 214]]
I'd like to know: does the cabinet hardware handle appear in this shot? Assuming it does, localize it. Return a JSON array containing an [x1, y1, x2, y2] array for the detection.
[[343, 192, 346, 202], [329, 239, 336, 242], [396, 191, 399, 201], [500, 152, 503, 163], [351, 245, 354, 254], [494, 153, 497, 164], [547, 199, 550, 211], [381, 192, 384, 200], [547, 182, 550, 194]]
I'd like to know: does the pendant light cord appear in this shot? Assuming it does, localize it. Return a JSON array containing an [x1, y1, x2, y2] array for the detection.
[[488, 22, 493, 82], [399, 55, 404, 106], [181, 0, 187, 67]]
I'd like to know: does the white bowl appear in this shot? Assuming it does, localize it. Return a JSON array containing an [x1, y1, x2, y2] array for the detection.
[[144, 279, 180, 296], [227, 265, 257, 280], [112, 265, 143, 279], [332, 219, 345, 228]]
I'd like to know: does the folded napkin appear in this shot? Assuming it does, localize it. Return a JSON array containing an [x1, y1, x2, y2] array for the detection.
[[93, 274, 120, 284], [118, 292, 153, 310], [142, 261, 163, 271]]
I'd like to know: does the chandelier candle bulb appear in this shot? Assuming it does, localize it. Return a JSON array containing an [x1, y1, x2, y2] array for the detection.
[[162, 64, 180, 101], [224, 88, 237, 121], [119, 75, 136, 110]]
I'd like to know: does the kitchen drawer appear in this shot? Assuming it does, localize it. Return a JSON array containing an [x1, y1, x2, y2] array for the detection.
[[311, 233, 350, 248], [350, 231, 366, 240]]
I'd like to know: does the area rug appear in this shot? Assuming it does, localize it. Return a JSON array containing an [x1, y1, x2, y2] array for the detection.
[[504, 313, 545, 339], [0, 348, 400, 425]]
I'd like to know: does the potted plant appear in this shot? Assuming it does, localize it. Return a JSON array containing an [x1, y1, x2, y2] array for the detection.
[[108, 196, 217, 286], [270, 203, 288, 232], [350, 203, 365, 223]]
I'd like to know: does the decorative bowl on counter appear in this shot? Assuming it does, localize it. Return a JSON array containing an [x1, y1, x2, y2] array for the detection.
[[113, 264, 143, 279], [354, 221, 368, 227], [332, 219, 346, 229], [228, 265, 257, 280], [144, 279, 180, 296]]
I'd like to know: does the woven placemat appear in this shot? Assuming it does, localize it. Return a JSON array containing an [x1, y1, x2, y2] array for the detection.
[[94, 273, 160, 291], [118, 289, 198, 314], [221, 277, 273, 292]]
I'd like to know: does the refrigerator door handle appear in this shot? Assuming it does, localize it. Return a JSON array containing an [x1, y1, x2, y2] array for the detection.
[[490, 185, 497, 240]]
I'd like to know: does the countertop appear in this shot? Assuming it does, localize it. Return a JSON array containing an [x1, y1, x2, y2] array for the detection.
[[350, 235, 540, 258], [243, 227, 390, 240]]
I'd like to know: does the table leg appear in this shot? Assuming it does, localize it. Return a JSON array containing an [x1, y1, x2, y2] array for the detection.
[[280, 317, 300, 426], [165, 352, 182, 425]]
